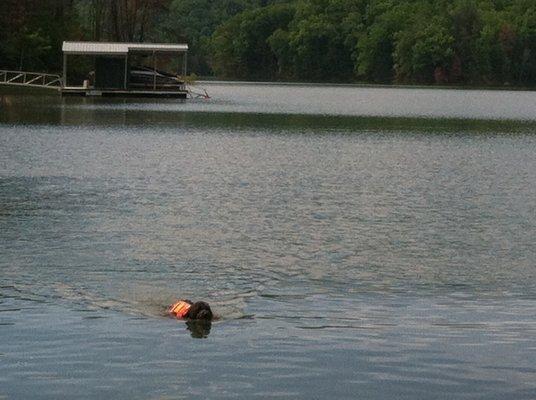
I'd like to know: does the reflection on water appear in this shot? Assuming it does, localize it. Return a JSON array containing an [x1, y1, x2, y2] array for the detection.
[[2, 84, 536, 132], [1, 84, 536, 399], [186, 320, 212, 339]]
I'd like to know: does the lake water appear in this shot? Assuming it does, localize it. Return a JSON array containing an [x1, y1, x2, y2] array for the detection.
[[1, 83, 536, 399]]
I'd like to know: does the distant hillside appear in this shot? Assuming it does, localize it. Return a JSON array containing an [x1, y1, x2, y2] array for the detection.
[[1, 0, 535, 86]]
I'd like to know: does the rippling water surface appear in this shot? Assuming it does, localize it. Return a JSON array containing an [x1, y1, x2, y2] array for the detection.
[[1, 84, 536, 399]]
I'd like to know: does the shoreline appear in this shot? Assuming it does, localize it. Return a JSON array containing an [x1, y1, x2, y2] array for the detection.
[[1, 77, 535, 94], [196, 78, 536, 92]]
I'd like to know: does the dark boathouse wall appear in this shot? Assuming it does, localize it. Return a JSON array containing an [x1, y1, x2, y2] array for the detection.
[[94, 57, 126, 89]]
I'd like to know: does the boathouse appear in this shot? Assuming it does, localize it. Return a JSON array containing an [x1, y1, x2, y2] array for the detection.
[[61, 41, 189, 97]]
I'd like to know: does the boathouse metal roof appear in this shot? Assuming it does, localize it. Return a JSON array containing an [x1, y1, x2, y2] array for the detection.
[[62, 42, 188, 55]]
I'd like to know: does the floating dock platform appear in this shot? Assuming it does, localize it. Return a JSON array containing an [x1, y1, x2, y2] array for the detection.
[[60, 87, 188, 98]]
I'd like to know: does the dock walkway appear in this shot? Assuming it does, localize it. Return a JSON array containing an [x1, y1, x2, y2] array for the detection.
[[0, 70, 62, 90]]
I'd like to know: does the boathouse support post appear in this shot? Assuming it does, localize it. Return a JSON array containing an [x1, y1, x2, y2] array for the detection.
[[152, 51, 156, 90], [124, 54, 128, 89], [62, 53, 67, 88], [182, 52, 187, 77]]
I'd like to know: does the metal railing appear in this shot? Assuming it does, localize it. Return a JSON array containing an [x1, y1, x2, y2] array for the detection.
[[0, 70, 62, 89]]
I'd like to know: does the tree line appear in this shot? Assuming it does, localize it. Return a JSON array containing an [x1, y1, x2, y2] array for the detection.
[[1, 0, 535, 86]]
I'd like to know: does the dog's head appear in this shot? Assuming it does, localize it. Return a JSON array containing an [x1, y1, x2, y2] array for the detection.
[[186, 301, 213, 321]]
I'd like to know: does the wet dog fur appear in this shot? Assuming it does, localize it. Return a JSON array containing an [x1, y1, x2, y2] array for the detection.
[[186, 301, 213, 320]]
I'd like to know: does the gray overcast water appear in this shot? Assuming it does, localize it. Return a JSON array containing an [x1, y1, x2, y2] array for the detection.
[[1, 83, 536, 399]]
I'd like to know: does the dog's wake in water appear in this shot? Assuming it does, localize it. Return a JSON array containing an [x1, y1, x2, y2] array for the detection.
[[44, 282, 254, 337]]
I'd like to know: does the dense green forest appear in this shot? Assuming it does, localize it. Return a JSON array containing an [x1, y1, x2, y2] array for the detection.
[[1, 0, 535, 85]]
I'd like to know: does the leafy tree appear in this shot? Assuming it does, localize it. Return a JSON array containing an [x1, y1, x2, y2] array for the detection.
[[447, 0, 491, 83], [356, 2, 414, 83], [161, 0, 263, 75], [0, 0, 79, 72], [510, 0, 536, 84], [211, 4, 295, 79], [271, 0, 364, 81], [394, 16, 455, 84]]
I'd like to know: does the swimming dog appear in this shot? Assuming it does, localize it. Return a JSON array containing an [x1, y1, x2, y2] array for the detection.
[[167, 299, 213, 321]]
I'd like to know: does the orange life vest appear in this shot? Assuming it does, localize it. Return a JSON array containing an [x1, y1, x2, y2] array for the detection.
[[168, 300, 191, 318]]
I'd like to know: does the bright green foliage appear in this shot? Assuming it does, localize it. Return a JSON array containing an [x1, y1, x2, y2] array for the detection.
[[271, 0, 364, 81], [355, 1, 427, 83], [394, 17, 455, 83], [160, 0, 262, 75], [211, 4, 295, 79]]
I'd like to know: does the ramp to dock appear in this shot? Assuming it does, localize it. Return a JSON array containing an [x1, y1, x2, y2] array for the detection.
[[0, 70, 62, 90]]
